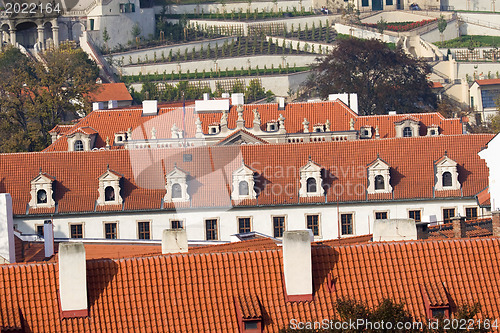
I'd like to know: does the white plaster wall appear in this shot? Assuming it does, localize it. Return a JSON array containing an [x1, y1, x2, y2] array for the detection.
[[457, 62, 500, 81], [448, 0, 499, 12], [14, 198, 480, 241], [111, 37, 237, 65], [479, 135, 500, 211], [361, 11, 434, 23], [420, 19, 459, 43], [267, 36, 333, 54], [334, 23, 400, 43], [120, 54, 317, 76]]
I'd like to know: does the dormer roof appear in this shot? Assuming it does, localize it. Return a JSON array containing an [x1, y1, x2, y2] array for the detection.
[[299, 158, 322, 172], [98, 168, 123, 181], [31, 172, 56, 183], [367, 157, 390, 169], [435, 155, 457, 167]]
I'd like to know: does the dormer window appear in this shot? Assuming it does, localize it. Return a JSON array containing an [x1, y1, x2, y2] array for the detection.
[[395, 118, 420, 138], [367, 157, 392, 194], [232, 163, 257, 201], [427, 125, 439, 136], [299, 158, 323, 197], [74, 140, 84, 151], [313, 124, 324, 132], [164, 166, 190, 203], [30, 171, 56, 209], [435, 155, 460, 191], [114, 132, 126, 145], [208, 124, 220, 135], [360, 126, 372, 139], [266, 122, 278, 132], [97, 167, 123, 205]]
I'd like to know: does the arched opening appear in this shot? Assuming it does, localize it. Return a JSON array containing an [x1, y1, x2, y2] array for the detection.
[[16, 22, 37, 48], [1, 24, 10, 45], [43, 22, 53, 47], [37, 189, 47, 204], [374, 175, 385, 190], [306, 177, 317, 193], [74, 140, 84, 151], [171, 183, 182, 198], [442, 172, 452, 187], [104, 186, 115, 201], [238, 180, 249, 196], [403, 127, 413, 137]]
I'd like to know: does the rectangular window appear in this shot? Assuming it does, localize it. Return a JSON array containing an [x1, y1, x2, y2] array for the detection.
[[36, 225, 44, 237], [273, 216, 285, 238], [104, 222, 117, 239], [362, 0, 369, 6], [443, 208, 455, 224], [465, 207, 478, 220], [238, 217, 251, 234], [70, 224, 83, 239], [341, 214, 353, 235], [206, 219, 218, 240], [386, 0, 393, 5], [409, 210, 422, 223], [375, 212, 388, 220], [171, 220, 184, 229], [138, 221, 150, 240], [306, 214, 320, 236]]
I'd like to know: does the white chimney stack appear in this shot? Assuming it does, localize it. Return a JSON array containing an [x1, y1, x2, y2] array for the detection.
[[92, 102, 104, 111], [277, 97, 286, 110], [203, 93, 210, 101], [43, 220, 54, 258], [0, 193, 15, 264], [108, 100, 118, 109], [349, 93, 358, 114], [283, 230, 313, 301], [231, 93, 244, 105], [373, 219, 417, 242], [142, 100, 158, 116], [59, 242, 88, 318], [162, 229, 188, 254]]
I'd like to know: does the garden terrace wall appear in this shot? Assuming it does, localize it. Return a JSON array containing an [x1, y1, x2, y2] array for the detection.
[[440, 47, 500, 62], [360, 11, 450, 24], [154, 0, 314, 15], [129, 71, 310, 96], [334, 23, 400, 44], [110, 37, 237, 65], [267, 36, 333, 54], [419, 19, 459, 43], [119, 54, 317, 76], [189, 15, 337, 36]]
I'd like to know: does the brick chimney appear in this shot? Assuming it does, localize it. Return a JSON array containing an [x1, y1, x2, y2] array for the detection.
[[416, 222, 429, 240], [492, 211, 500, 237], [283, 230, 313, 302], [43, 220, 54, 258], [162, 229, 188, 254], [59, 242, 88, 318], [0, 194, 15, 264], [451, 216, 467, 238]]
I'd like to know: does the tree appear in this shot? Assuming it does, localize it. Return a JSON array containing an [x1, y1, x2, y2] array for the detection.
[[437, 15, 447, 43], [131, 23, 141, 46], [245, 78, 266, 102], [376, 18, 388, 34], [102, 27, 110, 52], [303, 38, 437, 115], [0, 45, 99, 152]]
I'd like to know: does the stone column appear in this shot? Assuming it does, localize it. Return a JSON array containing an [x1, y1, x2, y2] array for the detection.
[[9, 28, 16, 46], [52, 23, 59, 47], [37, 24, 45, 50]]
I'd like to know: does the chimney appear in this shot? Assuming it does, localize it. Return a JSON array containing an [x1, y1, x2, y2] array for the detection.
[[373, 219, 417, 242], [203, 93, 210, 101], [92, 102, 104, 111], [43, 220, 54, 258], [451, 216, 467, 238], [108, 100, 118, 109], [221, 92, 230, 99], [416, 222, 429, 240], [283, 230, 313, 301], [142, 100, 158, 116], [277, 97, 286, 110], [492, 211, 500, 237], [0, 193, 15, 264], [349, 93, 358, 114], [231, 93, 244, 105], [59, 242, 88, 318], [162, 229, 188, 254]]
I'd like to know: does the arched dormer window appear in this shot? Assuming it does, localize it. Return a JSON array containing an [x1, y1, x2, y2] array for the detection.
[[299, 158, 323, 197], [172, 183, 182, 198], [435, 155, 460, 191], [232, 163, 257, 201], [307, 178, 317, 193], [239, 180, 249, 196], [374, 175, 385, 190], [442, 171, 452, 187], [394, 118, 420, 138], [367, 157, 392, 194], [29, 171, 56, 209], [74, 140, 84, 151], [104, 186, 115, 201], [37, 189, 47, 204], [164, 166, 190, 203], [98, 168, 123, 205], [403, 127, 412, 137]]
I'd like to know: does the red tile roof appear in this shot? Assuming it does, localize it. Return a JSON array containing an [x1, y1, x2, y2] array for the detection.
[[476, 187, 490, 207], [1, 237, 500, 332], [48, 124, 74, 136], [430, 81, 444, 89], [87, 83, 133, 103], [428, 218, 493, 239], [475, 78, 500, 86], [3, 134, 493, 216], [44, 100, 464, 151]]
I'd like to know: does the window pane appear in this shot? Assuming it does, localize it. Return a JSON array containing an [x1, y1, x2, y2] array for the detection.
[[239, 181, 249, 196], [273, 216, 285, 238], [172, 183, 182, 198], [105, 186, 115, 201], [341, 214, 353, 235], [306, 215, 319, 236], [442, 172, 452, 187], [138, 221, 150, 239], [71, 224, 83, 239], [375, 212, 387, 220], [443, 209, 455, 224], [238, 218, 251, 234], [206, 219, 217, 240], [374, 175, 385, 190], [409, 210, 421, 222], [306, 178, 317, 193], [105, 223, 117, 239], [171, 220, 183, 229], [36, 225, 44, 237], [465, 207, 478, 220], [403, 127, 412, 137]]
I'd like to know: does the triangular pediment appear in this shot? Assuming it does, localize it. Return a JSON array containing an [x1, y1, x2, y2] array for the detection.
[[31, 172, 55, 184], [98, 169, 122, 181], [300, 160, 322, 172], [217, 129, 268, 146], [367, 157, 390, 170], [435, 155, 457, 167], [166, 166, 189, 178], [394, 117, 420, 126], [233, 164, 255, 176]]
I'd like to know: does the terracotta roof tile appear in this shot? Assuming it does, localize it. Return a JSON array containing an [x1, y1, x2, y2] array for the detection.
[[475, 79, 500, 86], [88, 83, 133, 103]]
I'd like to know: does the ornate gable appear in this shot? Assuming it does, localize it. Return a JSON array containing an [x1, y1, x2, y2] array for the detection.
[[367, 157, 392, 194], [29, 172, 56, 208], [165, 165, 190, 202], [97, 168, 123, 205], [231, 163, 257, 200], [434, 155, 460, 191], [299, 158, 323, 197]]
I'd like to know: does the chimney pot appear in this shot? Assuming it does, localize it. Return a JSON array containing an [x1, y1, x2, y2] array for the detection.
[[492, 211, 500, 237], [59, 242, 88, 318], [283, 230, 313, 301], [451, 216, 467, 238], [43, 220, 54, 258], [162, 229, 188, 254]]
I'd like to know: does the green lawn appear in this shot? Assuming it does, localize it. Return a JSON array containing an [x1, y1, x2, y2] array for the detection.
[[434, 35, 500, 48]]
